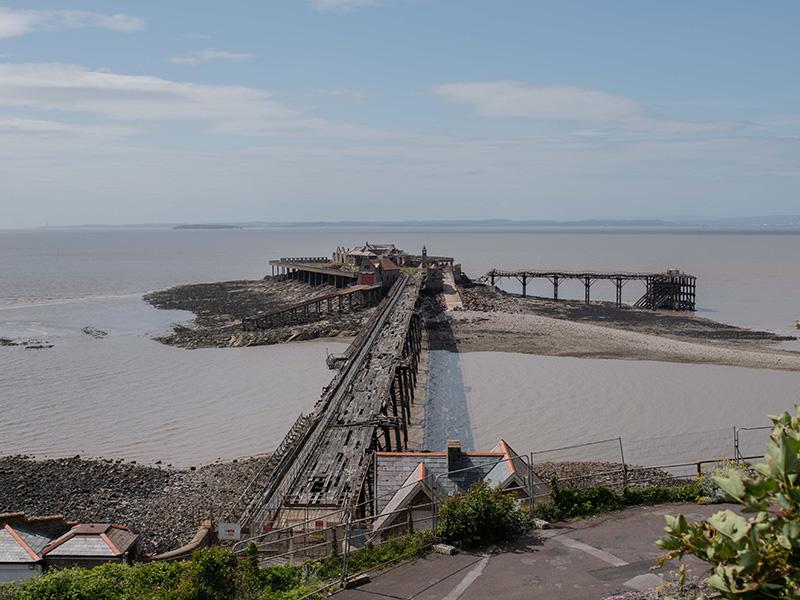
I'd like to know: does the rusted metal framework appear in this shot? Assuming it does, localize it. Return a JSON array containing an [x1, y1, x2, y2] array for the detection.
[[480, 268, 696, 311]]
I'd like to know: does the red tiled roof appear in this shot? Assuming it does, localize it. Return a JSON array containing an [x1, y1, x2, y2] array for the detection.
[[380, 258, 400, 271]]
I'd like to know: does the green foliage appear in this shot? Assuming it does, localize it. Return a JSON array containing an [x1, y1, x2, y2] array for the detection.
[[436, 482, 533, 547], [531, 477, 701, 522], [697, 460, 755, 504], [658, 408, 800, 599], [0, 532, 433, 600]]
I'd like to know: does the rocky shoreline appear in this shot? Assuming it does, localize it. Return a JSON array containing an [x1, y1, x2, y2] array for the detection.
[[145, 277, 375, 349], [533, 461, 688, 490], [0, 455, 270, 554]]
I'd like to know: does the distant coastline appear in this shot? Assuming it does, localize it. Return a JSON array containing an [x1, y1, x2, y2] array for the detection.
[[30, 214, 800, 232], [172, 224, 243, 230]]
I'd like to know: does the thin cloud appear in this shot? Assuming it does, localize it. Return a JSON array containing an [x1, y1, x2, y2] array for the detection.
[[170, 49, 255, 66], [433, 81, 741, 134], [0, 7, 144, 38], [0, 116, 136, 137], [311, 0, 378, 10], [0, 62, 403, 141]]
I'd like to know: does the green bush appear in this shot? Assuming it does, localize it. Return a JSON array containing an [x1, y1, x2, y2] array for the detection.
[[436, 482, 533, 547], [658, 408, 800, 598], [0, 532, 433, 600], [697, 460, 754, 504], [531, 477, 702, 522]]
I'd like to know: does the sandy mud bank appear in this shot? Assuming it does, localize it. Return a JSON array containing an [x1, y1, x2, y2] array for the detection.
[[436, 283, 800, 371]]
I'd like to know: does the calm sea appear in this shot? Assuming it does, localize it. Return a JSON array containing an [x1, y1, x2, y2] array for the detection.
[[1, 228, 799, 464]]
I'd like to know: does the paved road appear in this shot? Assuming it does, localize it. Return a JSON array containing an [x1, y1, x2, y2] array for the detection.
[[335, 503, 730, 600]]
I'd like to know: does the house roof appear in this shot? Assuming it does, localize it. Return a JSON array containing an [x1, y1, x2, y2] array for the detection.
[[43, 524, 139, 558], [0, 525, 40, 563], [372, 464, 433, 534], [375, 440, 543, 514], [0, 514, 73, 564], [379, 258, 400, 271]]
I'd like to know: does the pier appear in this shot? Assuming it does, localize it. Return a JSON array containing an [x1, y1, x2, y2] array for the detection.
[[232, 273, 424, 535], [480, 268, 696, 311], [269, 258, 358, 288]]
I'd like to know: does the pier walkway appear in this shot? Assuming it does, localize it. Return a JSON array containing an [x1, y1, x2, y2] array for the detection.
[[479, 268, 697, 311], [232, 274, 424, 536]]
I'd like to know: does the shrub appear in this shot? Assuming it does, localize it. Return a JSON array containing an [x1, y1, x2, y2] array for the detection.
[[658, 408, 800, 598], [531, 477, 702, 522], [436, 482, 533, 547], [697, 460, 754, 504]]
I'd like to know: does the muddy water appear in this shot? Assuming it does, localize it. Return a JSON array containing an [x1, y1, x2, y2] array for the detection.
[[424, 351, 800, 466], [3, 228, 799, 465]]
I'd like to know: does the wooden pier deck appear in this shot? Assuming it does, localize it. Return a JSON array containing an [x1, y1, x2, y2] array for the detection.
[[480, 268, 697, 310], [235, 274, 424, 534]]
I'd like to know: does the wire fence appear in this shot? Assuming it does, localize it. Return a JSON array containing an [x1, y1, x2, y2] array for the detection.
[[214, 422, 771, 593]]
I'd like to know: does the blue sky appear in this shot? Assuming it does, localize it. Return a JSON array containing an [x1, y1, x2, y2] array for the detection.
[[1, 1, 798, 227]]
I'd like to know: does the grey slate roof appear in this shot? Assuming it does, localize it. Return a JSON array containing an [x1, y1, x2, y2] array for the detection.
[[375, 440, 544, 514], [0, 528, 36, 563], [0, 515, 73, 564], [376, 453, 502, 513], [12, 525, 53, 556], [43, 524, 139, 558]]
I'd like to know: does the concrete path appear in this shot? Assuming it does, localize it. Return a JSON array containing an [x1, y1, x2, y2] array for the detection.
[[335, 503, 728, 600], [441, 271, 463, 311]]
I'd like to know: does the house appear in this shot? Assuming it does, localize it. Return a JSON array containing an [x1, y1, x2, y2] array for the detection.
[[0, 513, 71, 583], [371, 439, 542, 539], [336, 243, 409, 268], [42, 523, 141, 570], [357, 257, 401, 290]]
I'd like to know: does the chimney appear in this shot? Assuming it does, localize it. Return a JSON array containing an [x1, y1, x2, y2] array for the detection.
[[446, 440, 462, 474]]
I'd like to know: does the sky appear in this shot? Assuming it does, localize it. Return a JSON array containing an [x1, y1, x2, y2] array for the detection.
[[0, 1, 798, 227]]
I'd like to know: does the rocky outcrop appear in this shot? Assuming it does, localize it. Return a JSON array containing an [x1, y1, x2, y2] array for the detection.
[[145, 277, 375, 349]]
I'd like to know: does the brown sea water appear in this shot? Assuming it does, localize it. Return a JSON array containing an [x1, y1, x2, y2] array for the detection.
[[2, 228, 799, 464]]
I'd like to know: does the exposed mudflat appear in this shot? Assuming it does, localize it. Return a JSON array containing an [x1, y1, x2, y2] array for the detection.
[[460, 284, 794, 343], [434, 283, 800, 371], [0, 455, 270, 554], [145, 277, 375, 349]]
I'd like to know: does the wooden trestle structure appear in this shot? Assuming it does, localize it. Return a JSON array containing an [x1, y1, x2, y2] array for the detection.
[[482, 268, 697, 311], [233, 274, 424, 535], [242, 284, 382, 331], [269, 257, 358, 288]]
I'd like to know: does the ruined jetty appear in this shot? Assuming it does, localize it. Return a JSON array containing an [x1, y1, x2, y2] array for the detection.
[[479, 268, 697, 311]]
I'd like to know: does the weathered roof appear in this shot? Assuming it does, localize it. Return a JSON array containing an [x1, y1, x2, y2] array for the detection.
[[375, 452, 503, 513], [0, 526, 39, 563], [379, 258, 400, 271], [43, 524, 139, 558], [372, 463, 432, 534], [0, 515, 73, 564], [376, 440, 543, 513]]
